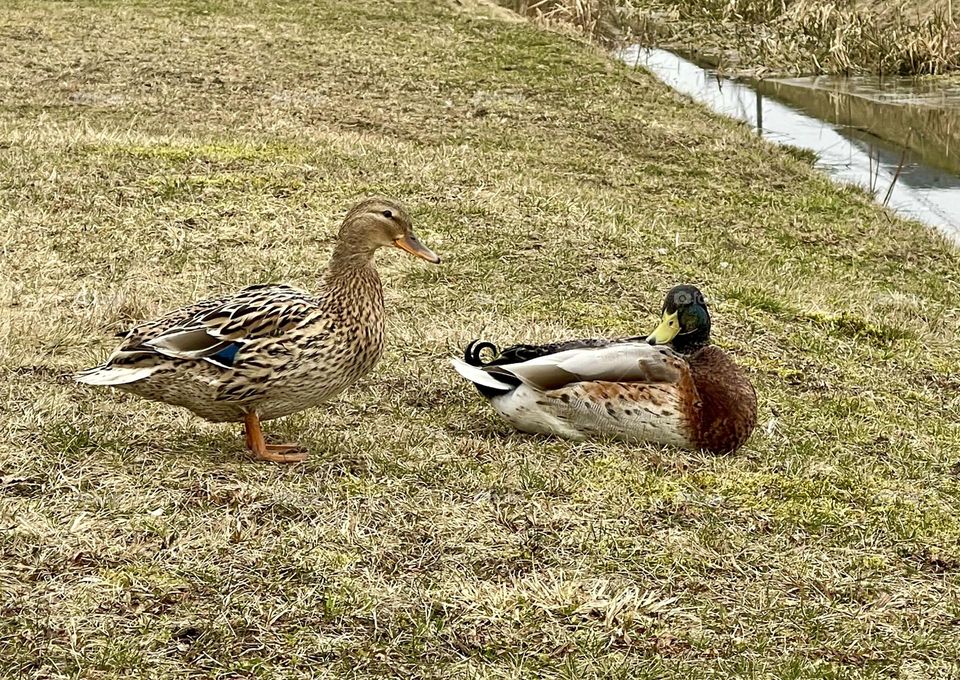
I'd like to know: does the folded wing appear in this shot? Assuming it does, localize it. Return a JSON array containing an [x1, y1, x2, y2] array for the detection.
[[454, 342, 683, 393]]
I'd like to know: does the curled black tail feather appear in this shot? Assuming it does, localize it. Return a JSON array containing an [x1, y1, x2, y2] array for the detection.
[[464, 340, 499, 366], [461, 339, 519, 399]]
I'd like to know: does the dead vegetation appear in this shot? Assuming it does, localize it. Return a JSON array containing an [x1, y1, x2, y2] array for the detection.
[[506, 0, 960, 75]]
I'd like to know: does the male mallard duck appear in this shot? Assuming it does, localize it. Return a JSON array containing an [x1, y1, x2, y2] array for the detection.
[[77, 197, 440, 463], [451, 285, 757, 454]]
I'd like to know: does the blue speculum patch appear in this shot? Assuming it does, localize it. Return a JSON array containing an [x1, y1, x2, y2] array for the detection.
[[211, 343, 241, 366]]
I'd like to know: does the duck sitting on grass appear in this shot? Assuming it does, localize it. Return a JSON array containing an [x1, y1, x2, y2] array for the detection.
[[451, 285, 757, 454], [77, 197, 440, 463]]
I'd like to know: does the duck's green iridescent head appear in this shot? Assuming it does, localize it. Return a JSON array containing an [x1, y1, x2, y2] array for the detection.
[[646, 284, 711, 353]]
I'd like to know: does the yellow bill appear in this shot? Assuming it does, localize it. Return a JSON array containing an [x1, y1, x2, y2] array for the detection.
[[646, 311, 680, 345]]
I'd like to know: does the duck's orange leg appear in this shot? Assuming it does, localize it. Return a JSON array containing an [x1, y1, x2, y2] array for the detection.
[[243, 411, 308, 464]]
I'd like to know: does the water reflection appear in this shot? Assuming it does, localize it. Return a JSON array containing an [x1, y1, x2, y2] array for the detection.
[[760, 76, 960, 177], [620, 46, 960, 242]]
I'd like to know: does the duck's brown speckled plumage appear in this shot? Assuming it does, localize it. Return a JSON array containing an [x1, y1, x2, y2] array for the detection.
[[77, 197, 440, 461], [97, 273, 385, 422]]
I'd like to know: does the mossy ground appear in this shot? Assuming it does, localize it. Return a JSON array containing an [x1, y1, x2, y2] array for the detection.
[[1, 0, 959, 677]]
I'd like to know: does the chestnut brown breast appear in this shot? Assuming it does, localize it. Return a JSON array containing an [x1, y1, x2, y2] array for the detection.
[[685, 346, 757, 454]]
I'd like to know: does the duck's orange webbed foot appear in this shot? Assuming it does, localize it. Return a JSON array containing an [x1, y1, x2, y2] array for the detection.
[[243, 412, 308, 464]]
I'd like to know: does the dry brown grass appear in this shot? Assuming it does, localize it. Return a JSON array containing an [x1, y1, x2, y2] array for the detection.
[[507, 0, 960, 75], [499, 0, 635, 43], [697, 0, 960, 75], [1, 0, 959, 677]]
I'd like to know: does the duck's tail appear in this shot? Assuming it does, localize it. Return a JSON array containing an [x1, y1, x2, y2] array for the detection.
[[453, 339, 515, 397], [75, 362, 157, 386], [463, 339, 499, 367], [450, 358, 514, 394]]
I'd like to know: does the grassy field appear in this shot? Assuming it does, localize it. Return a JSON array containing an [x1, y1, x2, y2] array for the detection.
[[2, 0, 960, 677]]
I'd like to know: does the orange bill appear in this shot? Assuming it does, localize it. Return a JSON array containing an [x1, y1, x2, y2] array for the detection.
[[394, 232, 441, 264]]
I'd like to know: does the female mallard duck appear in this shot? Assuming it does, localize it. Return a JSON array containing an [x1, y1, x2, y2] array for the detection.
[[77, 197, 440, 463], [451, 285, 756, 454]]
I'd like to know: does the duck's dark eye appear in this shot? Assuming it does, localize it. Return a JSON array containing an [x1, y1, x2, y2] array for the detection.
[[382, 210, 393, 219]]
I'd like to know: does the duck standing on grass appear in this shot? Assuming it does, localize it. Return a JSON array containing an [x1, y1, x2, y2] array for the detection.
[[77, 197, 440, 463], [451, 285, 757, 454]]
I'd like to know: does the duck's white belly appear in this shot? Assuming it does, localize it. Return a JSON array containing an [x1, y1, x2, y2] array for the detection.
[[489, 382, 692, 447], [490, 385, 587, 440]]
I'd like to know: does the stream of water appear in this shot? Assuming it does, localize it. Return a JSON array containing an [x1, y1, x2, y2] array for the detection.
[[620, 47, 960, 242]]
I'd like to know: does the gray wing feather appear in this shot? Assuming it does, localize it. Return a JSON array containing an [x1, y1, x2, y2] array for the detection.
[[144, 328, 235, 360], [502, 343, 683, 391]]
